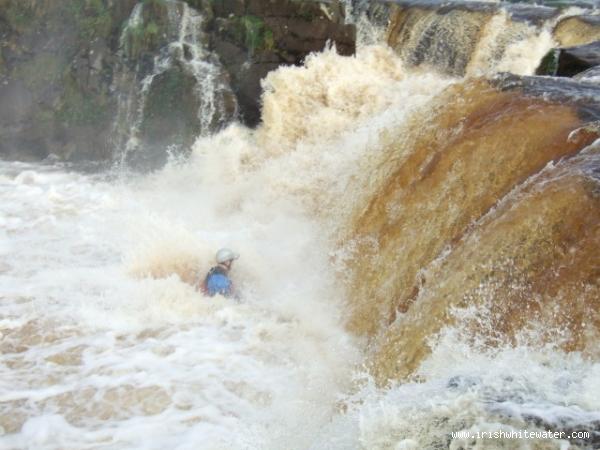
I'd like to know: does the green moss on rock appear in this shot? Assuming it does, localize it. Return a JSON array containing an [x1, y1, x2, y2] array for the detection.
[[57, 75, 110, 126], [80, 1, 113, 39], [14, 53, 65, 90], [143, 0, 166, 8], [141, 67, 199, 131], [231, 15, 276, 54], [3, 2, 36, 31], [122, 0, 170, 60], [184, 0, 211, 13], [536, 49, 559, 76], [124, 21, 162, 58]]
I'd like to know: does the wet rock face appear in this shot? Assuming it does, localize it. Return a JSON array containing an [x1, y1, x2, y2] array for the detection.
[[135, 65, 200, 167], [382, 0, 558, 26], [0, 0, 137, 161], [556, 41, 600, 78], [384, 0, 600, 77], [0, 0, 355, 162], [209, 0, 356, 126], [112, 0, 242, 171], [503, 3, 557, 26], [554, 14, 600, 48], [494, 72, 600, 115], [574, 65, 600, 83], [537, 41, 600, 79], [353, 73, 600, 384]]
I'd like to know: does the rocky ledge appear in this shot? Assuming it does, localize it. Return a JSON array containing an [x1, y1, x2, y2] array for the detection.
[[0, 0, 355, 162]]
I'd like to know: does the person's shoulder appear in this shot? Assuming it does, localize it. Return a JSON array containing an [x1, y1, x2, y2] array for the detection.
[[209, 265, 227, 276]]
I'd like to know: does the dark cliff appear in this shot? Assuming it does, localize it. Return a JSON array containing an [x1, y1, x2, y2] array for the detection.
[[0, 0, 355, 162]]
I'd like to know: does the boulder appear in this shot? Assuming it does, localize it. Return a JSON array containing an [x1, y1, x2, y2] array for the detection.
[[538, 41, 600, 78], [554, 14, 600, 47], [504, 3, 557, 26], [557, 40, 600, 78], [573, 65, 600, 83]]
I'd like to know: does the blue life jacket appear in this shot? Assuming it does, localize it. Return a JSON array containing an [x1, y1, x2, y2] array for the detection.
[[204, 266, 233, 297]]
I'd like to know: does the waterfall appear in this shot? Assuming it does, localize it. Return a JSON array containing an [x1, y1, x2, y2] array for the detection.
[[3, 1, 600, 449], [384, 1, 597, 77], [171, 2, 234, 134], [112, 0, 236, 168]]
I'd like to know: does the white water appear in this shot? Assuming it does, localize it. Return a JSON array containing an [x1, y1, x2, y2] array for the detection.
[[2, 11, 600, 450], [318, 306, 600, 450], [0, 43, 447, 449], [0, 155, 359, 449], [0, 44, 457, 448]]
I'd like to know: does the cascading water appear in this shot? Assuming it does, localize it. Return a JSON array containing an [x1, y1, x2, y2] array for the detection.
[[2, 1, 600, 449], [382, 0, 598, 77], [112, 0, 236, 167]]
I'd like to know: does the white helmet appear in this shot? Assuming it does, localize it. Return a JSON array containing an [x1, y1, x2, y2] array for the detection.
[[216, 248, 239, 264]]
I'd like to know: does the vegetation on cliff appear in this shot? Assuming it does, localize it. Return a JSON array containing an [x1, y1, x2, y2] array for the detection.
[[0, 0, 354, 161]]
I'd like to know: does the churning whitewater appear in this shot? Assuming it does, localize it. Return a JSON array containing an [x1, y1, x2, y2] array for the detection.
[[0, 44, 453, 449], [0, 153, 360, 448], [2, 2, 600, 450]]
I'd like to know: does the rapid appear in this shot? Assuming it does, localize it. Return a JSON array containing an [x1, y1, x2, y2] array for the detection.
[[0, 138, 361, 448], [2, 1, 600, 449]]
